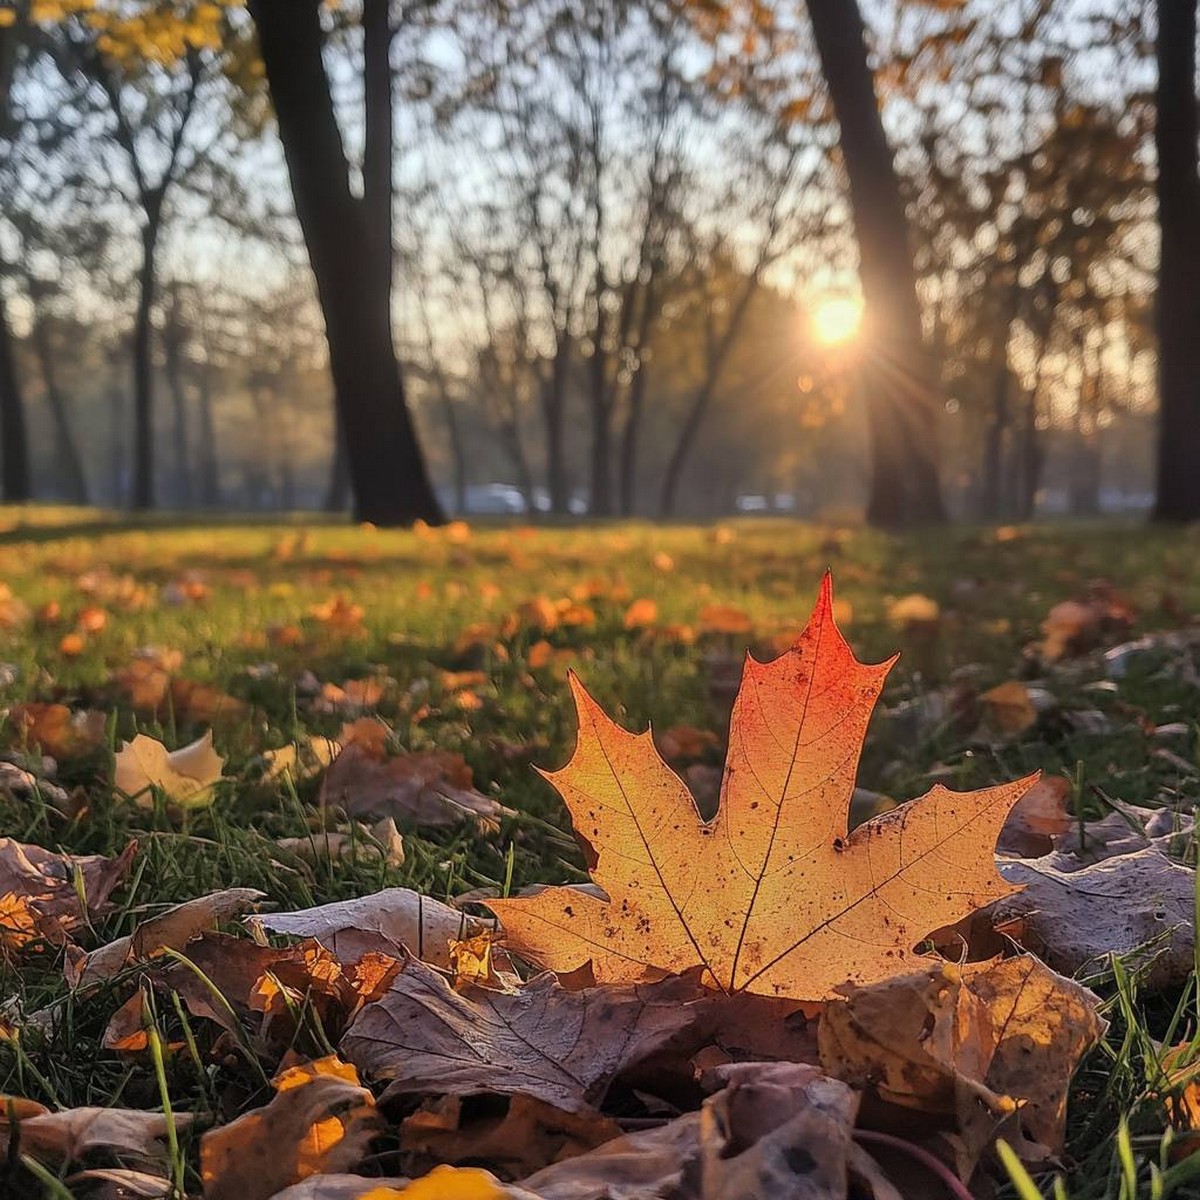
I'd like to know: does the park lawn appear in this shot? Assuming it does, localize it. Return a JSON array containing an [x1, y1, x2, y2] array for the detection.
[[0, 508, 1199, 1196]]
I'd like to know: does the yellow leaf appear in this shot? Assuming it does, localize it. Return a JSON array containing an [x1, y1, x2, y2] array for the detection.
[[113, 731, 224, 807]]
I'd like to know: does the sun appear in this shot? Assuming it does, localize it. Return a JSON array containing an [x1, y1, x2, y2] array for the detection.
[[811, 296, 862, 345]]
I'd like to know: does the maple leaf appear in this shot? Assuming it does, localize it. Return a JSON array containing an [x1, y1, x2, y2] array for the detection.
[[491, 575, 1034, 1000]]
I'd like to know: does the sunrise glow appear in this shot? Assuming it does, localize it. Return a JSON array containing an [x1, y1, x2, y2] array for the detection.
[[812, 297, 862, 345]]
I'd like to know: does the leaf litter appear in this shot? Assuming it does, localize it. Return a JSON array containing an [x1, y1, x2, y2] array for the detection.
[[0, 563, 1195, 1197]]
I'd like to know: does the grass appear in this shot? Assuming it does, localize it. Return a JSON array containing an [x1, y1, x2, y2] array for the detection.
[[0, 508, 1199, 1196]]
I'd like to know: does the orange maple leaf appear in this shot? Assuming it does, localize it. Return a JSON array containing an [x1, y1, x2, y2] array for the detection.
[[490, 574, 1034, 1000]]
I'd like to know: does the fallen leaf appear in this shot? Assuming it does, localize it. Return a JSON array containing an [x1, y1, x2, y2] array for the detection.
[[276, 818, 405, 870], [63, 1168, 173, 1198], [996, 848, 1196, 989], [265, 1168, 521, 1199], [998, 776, 1073, 857], [886, 593, 940, 631], [819, 957, 1104, 1172], [491, 575, 1033, 999], [697, 603, 753, 635], [201, 1057, 378, 1200], [979, 680, 1038, 737], [249, 888, 490, 971], [519, 1062, 865, 1200], [401, 1094, 619, 1179], [0, 838, 134, 948], [8, 702, 107, 759], [319, 744, 511, 831], [0, 1099, 192, 1167], [342, 958, 700, 1114], [68, 887, 265, 987], [622, 598, 658, 629], [113, 731, 224, 807]]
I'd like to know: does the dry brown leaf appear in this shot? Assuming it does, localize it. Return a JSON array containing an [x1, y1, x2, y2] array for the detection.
[[249, 887, 489, 971], [7, 702, 107, 759], [113, 731, 224, 807], [979, 680, 1039, 737], [697, 603, 753, 635], [998, 776, 1073, 857], [996, 848, 1196, 989], [319, 743, 511, 830], [201, 1057, 378, 1200], [0, 1099, 192, 1166], [0, 838, 134, 949], [401, 1093, 620, 1179], [492, 575, 1033, 1000], [342, 958, 700, 1114], [68, 887, 265, 987], [276, 818, 405, 869], [518, 1062, 864, 1200], [265, 1168, 525, 1199], [64, 1167, 173, 1198], [818, 957, 1105, 1171]]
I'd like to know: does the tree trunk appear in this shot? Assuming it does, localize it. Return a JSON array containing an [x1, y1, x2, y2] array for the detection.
[[440, 391, 467, 514], [131, 214, 161, 510], [28, 301, 88, 503], [0, 287, 31, 503], [325, 413, 352, 513], [618, 361, 648, 517], [1153, 0, 1200, 520], [541, 344, 569, 514], [195, 357, 220, 507], [805, 0, 945, 528], [162, 323, 192, 508], [250, 0, 442, 526], [659, 278, 761, 517]]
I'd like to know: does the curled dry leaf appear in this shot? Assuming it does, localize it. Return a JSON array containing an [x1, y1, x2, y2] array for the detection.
[[518, 1062, 865, 1200], [0, 838, 134, 949], [263, 737, 340, 785], [996, 848, 1196, 989], [818, 957, 1105, 1172], [64, 1167, 173, 1198], [0, 1098, 192, 1167], [276, 817, 405, 870], [997, 776, 1072, 857], [491, 575, 1033, 1000], [401, 1094, 620, 1179], [319, 743, 512, 831], [343, 958, 701, 1114], [266, 1167, 525, 1199], [200, 1057, 379, 1200], [68, 887, 265, 988], [7, 701, 108, 759], [249, 887, 490, 972], [113, 731, 224, 807]]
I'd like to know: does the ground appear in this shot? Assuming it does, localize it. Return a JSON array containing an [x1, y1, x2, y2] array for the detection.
[[0, 508, 1199, 1198]]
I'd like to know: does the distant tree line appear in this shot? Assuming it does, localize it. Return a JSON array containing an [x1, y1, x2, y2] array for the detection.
[[0, 0, 1187, 526]]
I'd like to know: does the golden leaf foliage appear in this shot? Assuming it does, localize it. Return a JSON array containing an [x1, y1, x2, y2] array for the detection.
[[492, 574, 1034, 1000]]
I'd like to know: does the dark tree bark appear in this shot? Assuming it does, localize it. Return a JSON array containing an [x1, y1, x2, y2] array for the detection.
[[27, 293, 88, 503], [659, 276, 760, 517], [541, 342, 570, 514], [1153, 0, 1200, 520], [618, 360, 648, 517], [195, 356, 220, 507], [162, 300, 193, 508], [0, 21, 30, 503], [250, 0, 442, 526], [325, 414, 352, 513], [0, 288, 30, 503], [805, 0, 945, 527], [131, 211, 160, 508]]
